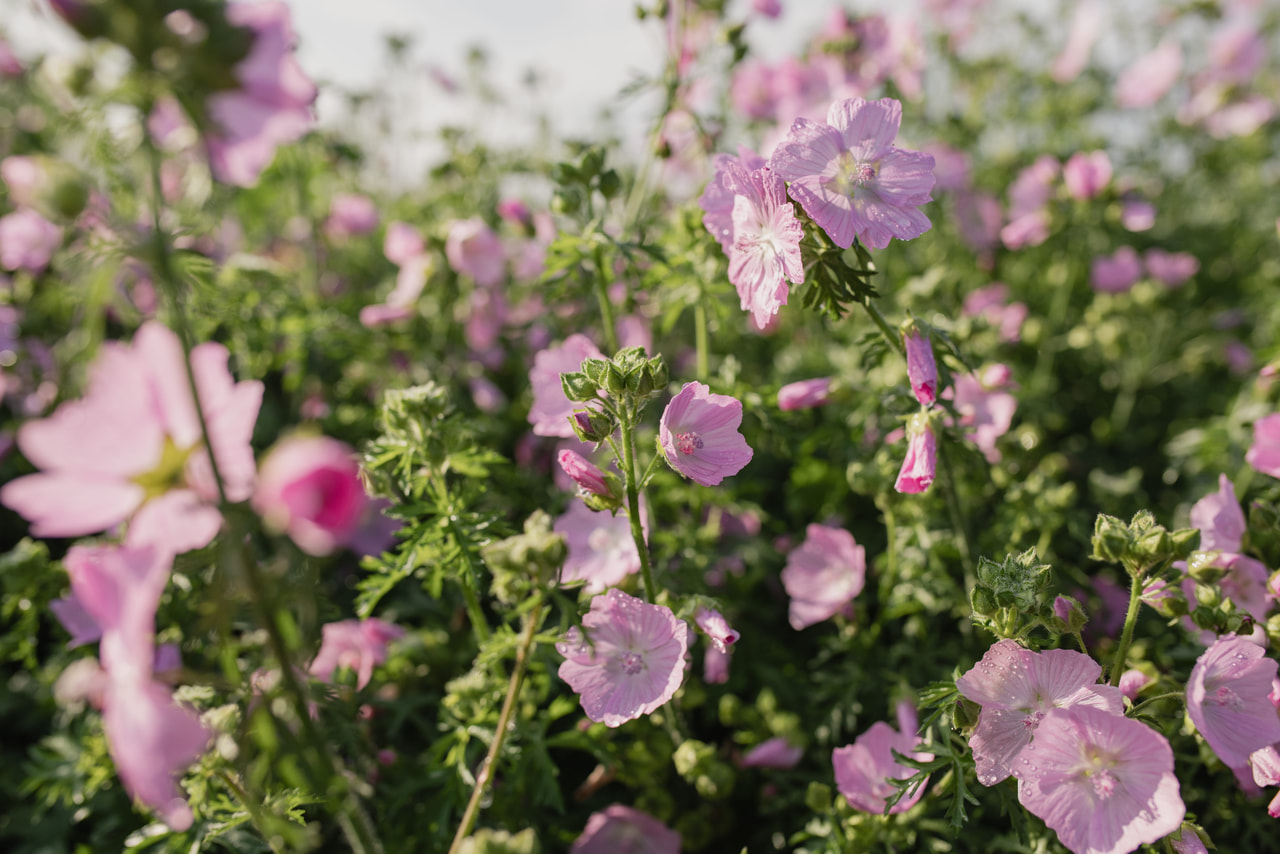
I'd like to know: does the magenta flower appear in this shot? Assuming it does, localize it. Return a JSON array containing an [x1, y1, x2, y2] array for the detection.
[[700, 146, 767, 251], [445, 217, 505, 288], [903, 326, 937, 406], [252, 435, 371, 557], [553, 500, 642, 593], [1115, 40, 1182, 109], [206, 1, 316, 187], [1190, 474, 1245, 553], [777, 377, 833, 411], [1012, 707, 1184, 854], [659, 382, 753, 487], [956, 639, 1124, 786], [1246, 413, 1280, 479], [895, 411, 937, 494], [769, 97, 935, 249], [833, 701, 933, 814], [741, 736, 803, 769], [1091, 247, 1143, 293], [309, 618, 405, 690], [726, 165, 805, 328], [1063, 150, 1112, 201], [0, 208, 62, 273], [324, 193, 378, 240], [1143, 249, 1198, 288], [557, 449, 612, 498], [1186, 634, 1280, 773], [528, 334, 605, 438], [0, 38, 22, 77], [556, 588, 689, 728], [781, 523, 866, 630], [570, 804, 681, 854], [694, 607, 740, 653]]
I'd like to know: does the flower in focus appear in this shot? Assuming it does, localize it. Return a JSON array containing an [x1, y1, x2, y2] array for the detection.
[[528, 334, 605, 438], [777, 377, 833, 411], [833, 701, 932, 814], [1115, 39, 1182, 109], [309, 618, 405, 690], [570, 804, 681, 854], [1091, 247, 1143, 293], [1186, 634, 1280, 774], [0, 208, 62, 273], [553, 500, 642, 593], [894, 410, 937, 494], [770, 97, 935, 249], [1063, 150, 1112, 200], [1012, 707, 1184, 854], [252, 434, 373, 557], [557, 449, 613, 499], [556, 588, 689, 728], [902, 323, 937, 406], [659, 382, 753, 487], [445, 217, 505, 288], [1246, 413, 1280, 479], [955, 639, 1124, 786], [699, 146, 766, 251], [1190, 473, 1245, 553], [780, 523, 866, 630], [725, 165, 805, 329]]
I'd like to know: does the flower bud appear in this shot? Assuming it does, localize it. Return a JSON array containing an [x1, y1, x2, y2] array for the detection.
[[901, 321, 937, 406]]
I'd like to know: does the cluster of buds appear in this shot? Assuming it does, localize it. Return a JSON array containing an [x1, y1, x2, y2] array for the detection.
[[1091, 510, 1197, 578], [560, 347, 668, 443], [969, 548, 1055, 638]]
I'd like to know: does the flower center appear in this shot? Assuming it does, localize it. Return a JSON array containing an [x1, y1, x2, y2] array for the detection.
[[675, 431, 704, 455], [1090, 768, 1118, 799], [1214, 685, 1245, 711], [1022, 711, 1044, 731], [620, 652, 644, 675], [850, 161, 877, 185]]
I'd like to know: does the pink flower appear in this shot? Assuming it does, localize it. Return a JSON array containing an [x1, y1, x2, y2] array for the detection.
[[659, 382, 753, 487], [324, 193, 378, 240], [206, 1, 317, 187], [309, 618, 404, 690], [65, 544, 172, 680], [50, 591, 104, 649], [0, 38, 22, 77], [704, 645, 730, 684], [1, 156, 44, 207], [954, 190, 1003, 256], [570, 804, 681, 854], [1091, 247, 1143, 293], [1115, 40, 1182, 109], [1186, 634, 1280, 772], [777, 377, 833, 411], [0, 208, 62, 272], [383, 221, 425, 265], [1143, 249, 1198, 288], [833, 702, 932, 814], [556, 588, 689, 728], [730, 60, 778, 121], [1190, 474, 1245, 554], [944, 367, 1016, 463], [1, 322, 262, 555], [1051, 0, 1104, 82], [769, 97, 935, 249], [252, 435, 371, 556], [1246, 413, 1280, 478], [903, 326, 937, 406], [962, 283, 1026, 342], [781, 523, 866, 630], [694, 607, 739, 653], [445, 217, 505, 288], [741, 737, 803, 769], [1119, 669, 1153, 702], [956, 639, 1124, 786], [726, 165, 805, 329], [1012, 707, 1184, 854], [1121, 198, 1156, 232], [752, 0, 782, 19], [557, 449, 612, 498], [528, 335, 605, 438], [1063, 150, 1112, 200], [553, 500, 642, 593], [894, 411, 937, 494], [700, 146, 767, 251]]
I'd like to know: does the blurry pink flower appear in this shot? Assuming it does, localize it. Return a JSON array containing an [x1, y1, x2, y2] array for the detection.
[[65, 544, 172, 680], [1, 322, 261, 554], [1208, 19, 1266, 85], [1063, 150, 1112, 200], [954, 190, 1003, 256], [554, 500, 641, 593], [383, 221, 425, 265], [615, 314, 652, 354], [923, 143, 970, 193], [445, 217, 505, 287], [1, 156, 43, 207], [1191, 474, 1245, 553], [1012, 707, 1184, 854], [1001, 155, 1059, 249], [0, 38, 22, 76], [253, 435, 370, 556], [206, 1, 317, 187], [730, 60, 778, 121], [700, 146, 767, 251], [148, 97, 193, 151], [704, 645, 730, 684], [1143, 249, 1198, 287], [962, 283, 1026, 342], [726, 165, 805, 328], [945, 366, 1017, 463], [1204, 95, 1274, 139], [558, 449, 612, 497], [659, 382, 753, 487], [570, 804, 681, 854], [781, 523, 866, 630], [309, 618, 404, 690], [770, 97, 935, 249], [752, 0, 781, 19], [741, 737, 803, 769], [358, 303, 414, 327], [324, 193, 378, 240], [777, 377, 833, 411], [694, 607, 739, 653], [1115, 40, 1182, 109], [1247, 413, 1280, 479], [556, 588, 689, 728], [1051, 0, 1104, 82], [0, 208, 62, 272], [1119, 669, 1152, 702], [496, 198, 530, 226], [895, 411, 937, 494], [529, 335, 605, 438], [833, 702, 932, 814], [903, 326, 937, 406], [1120, 197, 1156, 231], [1091, 246, 1143, 293], [50, 591, 103, 649], [1187, 634, 1280, 772], [956, 639, 1124, 786]]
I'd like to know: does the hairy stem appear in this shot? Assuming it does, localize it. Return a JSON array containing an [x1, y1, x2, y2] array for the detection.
[[694, 299, 709, 380], [619, 408, 657, 601], [593, 245, 619, 353], [1109, 574, 1146, 687]]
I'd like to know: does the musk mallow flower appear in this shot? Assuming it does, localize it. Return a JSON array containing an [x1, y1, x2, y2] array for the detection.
[[1246, 413, 1280, 479], [944, 365, 1017, 464], [955, 639, 1124, 787], [553, 500, 642, 593], [528, 334, 605, 438], [741, 737, 803, 769], [659, 382, 753, 487], [1090, 247, 1143, 294], [309, 618, 405, 690], [1190, 474, 1245, 554], [1143, 249, 1198, 288], [769, 97, 935, 250], [0, 208, 62, 273], [902, 323, 937, 406], [1115, 39, 1182, 110], [252, 435, 372, 557], [1012, 707, 1184, 854], [556, 588, 689, 728], [694, 607, 740, 653], [1063, 150, 1112, 201], [777, 377, 833, 411], [781, 523, 866, 630], [833, 701, 932, 814], [557, 449, 612, 498], [1186, 634, 1280, 774], [570, 804, 681, 854], [700, 145, 767, 251], [894, 410, 937, 494], [723, 163, 805, 328], [444, 217, 505, 288]]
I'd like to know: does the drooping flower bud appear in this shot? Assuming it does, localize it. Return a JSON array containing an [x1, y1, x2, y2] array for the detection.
[[901, 321, 937, 406]]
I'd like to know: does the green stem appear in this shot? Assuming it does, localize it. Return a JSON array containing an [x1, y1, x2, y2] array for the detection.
[[1109, 574, 1146, 687], [619, 409, 657, 602], [447, 599, 543, 854], [1032, 270, 1074, 393], [218, 770, 285, 854], [861, 298, 904, 357], [877, 497, 899, 608], [1128, 691, 1184, 716], [694, 300, 709, 381], [447, 513, 492, 645], [937, 439, 976, 589], [592, 246, 619, 353]]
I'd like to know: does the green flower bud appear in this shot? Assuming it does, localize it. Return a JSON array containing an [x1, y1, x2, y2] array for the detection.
[[560, 371, 600, 403]]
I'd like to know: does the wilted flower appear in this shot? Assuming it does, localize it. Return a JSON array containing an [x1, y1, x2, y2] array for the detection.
[[781, 523, 866, 630], [309, 618, 405, 690], [833, 702, 932, 814], [659, 382, 753, 487], [570, 804, 681, 854], [694, 607, 739, 653], [725, 165, 805, 328], [699, 146, 767, 251]]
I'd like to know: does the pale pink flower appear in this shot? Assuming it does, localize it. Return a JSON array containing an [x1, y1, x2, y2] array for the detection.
[[1051, 0, 1105, 82], [0, 38, 22, 77], [528, 334, 605, 438], [1001, 155, 1060, 250], [50, 591, 103, 648], [206, 1, 317, 187], [704, 645, 730, 684], [554, 500, 642, 593], [65, 544, 172, 680], [833, 702, 932, 814], [252, 435, 371, 556], [1187, 634, 1280, 772], [309, 618, 404, 690], [894, 412, 936, 494], [954, 190, 1003, 257], [1115, 40, 1182, 109], [556, 588, 689, 728], [1247, 413, 1280, 479], [324, 193, 378, 240], [1119, 670, 1153, 702], [1, 156, 44, 207], [1091, 247, 1143, 293], [1012, 707, 1184, 854], [0, 208, 62, 272], [659, 382, 753, 487], [445, 217, 505, 288], [1204, 95, 1274, 139], [1191, 474, 1245, 554], [923, 143, 970, 193], [781, 523, 866, 630], [777, 377, 833, 411], [1143, 249, 1198, 288], [903, 326, 937, 406], [944, 367, 1016, 463], [570, 804, 681, 854], [383, 221, 425, 265], [730, 60, 778, 121], [741, 737, 803, 769], [1120, 198, 1156, 232], [1207, 19, 1266, 85], [699, 146, 767, 251], [726, 165, 805, 329], [694, 607, 739, 653], [962, 283, 1026, 342], [1063, 150, 1112, 200], [769, 97, 935, 250], [956, 639, 1124, 786]]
